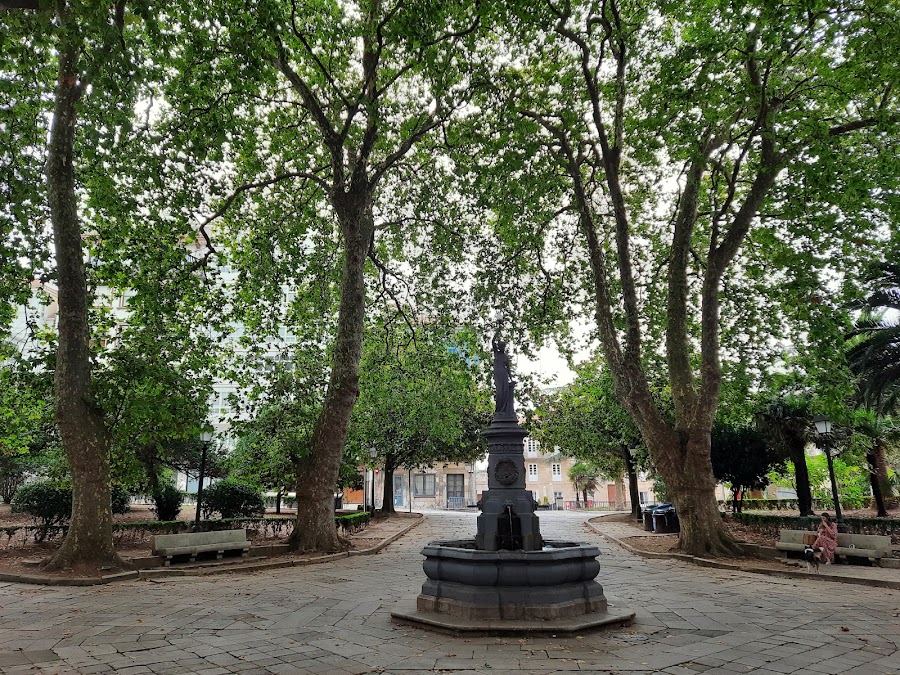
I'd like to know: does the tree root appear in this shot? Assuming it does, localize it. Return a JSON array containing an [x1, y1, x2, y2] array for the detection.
[[41, 551, 132, 575], [676, 531, 744, 558], [287, 526, 349, 554]]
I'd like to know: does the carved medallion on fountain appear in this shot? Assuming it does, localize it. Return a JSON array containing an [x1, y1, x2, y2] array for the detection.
[[391, 333, 634, 634]]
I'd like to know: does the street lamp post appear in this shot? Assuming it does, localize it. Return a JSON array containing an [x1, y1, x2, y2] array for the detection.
[[369, 447, 377, 513], [813, 415, 846, 532]]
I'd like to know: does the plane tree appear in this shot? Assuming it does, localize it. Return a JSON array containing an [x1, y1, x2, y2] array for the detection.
[[463, 0, 899, 555], [0, 0, 180, 571], [155, 0, 492, 551]]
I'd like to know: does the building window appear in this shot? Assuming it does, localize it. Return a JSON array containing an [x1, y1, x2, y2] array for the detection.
[[528, 463, 538, 481], [414, 474, 436, 497], [210, 390, 231, 416], [551, 463, 562, 481], [525, 438, 539, 457], [554, 491, 563, 501], [639, 491, 651, 504]]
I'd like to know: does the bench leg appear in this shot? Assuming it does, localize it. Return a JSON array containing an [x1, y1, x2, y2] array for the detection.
[[216, 551, 223, 560]]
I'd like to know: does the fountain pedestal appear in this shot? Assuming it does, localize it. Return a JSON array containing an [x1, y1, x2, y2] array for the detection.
[[475, 416, 541, 551], [390, 337, 634, 634]]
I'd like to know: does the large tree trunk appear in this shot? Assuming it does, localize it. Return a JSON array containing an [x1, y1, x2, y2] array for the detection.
[[624, 448, 641, 520], [43, 37, 124, 573], [289, 203, 371, 552], [788, 441, 814, 516], [650, 431, 742, 557]]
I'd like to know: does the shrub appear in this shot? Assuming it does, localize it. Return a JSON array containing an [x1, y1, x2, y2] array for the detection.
[[201, 478, 265, 519], [111, 484, 131, 514], [153, 482, 183, 521], [11, 481, 72, 541], [335, 511, 370, 533]]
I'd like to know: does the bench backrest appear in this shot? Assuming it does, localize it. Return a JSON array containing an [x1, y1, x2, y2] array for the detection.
[[153, 528, 247, 550], [777, 529, 810, 545], [778, 528, 891, 552], [836, 532, 891, 551]]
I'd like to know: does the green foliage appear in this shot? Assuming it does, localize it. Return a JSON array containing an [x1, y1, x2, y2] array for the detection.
[[350, 320, 491, 479], [152, 482, 183, 522], [649, 469, 670, 503], [731, 512, 900, 540], [11, 481, 71, 541], [201, 478, 265, 520], [533, 361, 646, 477], [0, 366, 50, 458], [770, 454, 873, 510], [847, 262, 900, 412], [229, 361, 327, 494], [568, 462, 601, 502], [711, 424, 785, 510], [110, 484, 131, 515], [335, 512, 371, 534], [807, 454, 872, 510]]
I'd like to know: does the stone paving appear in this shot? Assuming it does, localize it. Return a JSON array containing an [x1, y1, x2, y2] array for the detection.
[[0, 510, 897, 674]]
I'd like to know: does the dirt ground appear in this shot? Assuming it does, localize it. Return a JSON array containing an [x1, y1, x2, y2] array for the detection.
[[0, 503, 389, 579], [592, 513, 800, 572]]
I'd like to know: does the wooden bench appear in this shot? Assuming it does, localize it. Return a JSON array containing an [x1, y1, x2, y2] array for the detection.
[[775, 529, 892, 564], [152, 529, 250, 566]]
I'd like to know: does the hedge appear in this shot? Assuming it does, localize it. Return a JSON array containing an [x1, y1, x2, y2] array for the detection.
[[729, 512, 900, 543], [0, 512, 371, 548], [719, 497, 884, 512]]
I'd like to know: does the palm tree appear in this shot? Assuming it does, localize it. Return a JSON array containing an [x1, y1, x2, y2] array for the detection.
[[848, 263, 900, 411], [568, 462, 600, 508], [851, 411, 897, 516], [845, 265, 900, 515]]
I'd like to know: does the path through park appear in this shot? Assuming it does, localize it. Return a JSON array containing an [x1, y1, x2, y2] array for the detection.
[[0, 510, 897, 674]]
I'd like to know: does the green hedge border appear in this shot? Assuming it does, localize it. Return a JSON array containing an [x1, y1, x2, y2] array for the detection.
[[730, 512, 900, 541], [2, 512, 371, 544]]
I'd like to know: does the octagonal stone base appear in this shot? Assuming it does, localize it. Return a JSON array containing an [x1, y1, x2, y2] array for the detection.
[[391, 597, 635, 636], [399, 538, 632, 629]]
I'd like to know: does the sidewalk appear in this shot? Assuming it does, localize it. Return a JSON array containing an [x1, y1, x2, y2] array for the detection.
[[0, 510, 897, 674], [589, 513, 900, 590]]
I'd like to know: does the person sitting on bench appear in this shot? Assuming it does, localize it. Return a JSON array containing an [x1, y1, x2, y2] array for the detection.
[[812, 512, 838, 565]]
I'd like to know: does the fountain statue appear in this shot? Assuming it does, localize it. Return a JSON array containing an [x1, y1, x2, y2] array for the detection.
[[391, 333, 634, 634]]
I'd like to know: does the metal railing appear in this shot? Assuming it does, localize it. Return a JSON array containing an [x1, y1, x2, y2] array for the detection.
[[562, 500, 633, 511], [446, 497, 466, 509]]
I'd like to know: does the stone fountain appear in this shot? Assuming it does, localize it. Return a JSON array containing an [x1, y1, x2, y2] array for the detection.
[[391, 335, 634, 635]]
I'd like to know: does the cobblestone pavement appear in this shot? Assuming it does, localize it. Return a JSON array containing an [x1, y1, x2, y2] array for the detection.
[[0, 511, 897, 675]]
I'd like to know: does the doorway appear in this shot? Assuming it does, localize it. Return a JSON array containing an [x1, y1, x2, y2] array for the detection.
[[394, 474, 404, 507], [447, 474, 465, 508]]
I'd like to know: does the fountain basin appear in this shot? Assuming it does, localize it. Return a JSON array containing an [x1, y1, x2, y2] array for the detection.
[[417, 539, 607, 620]]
